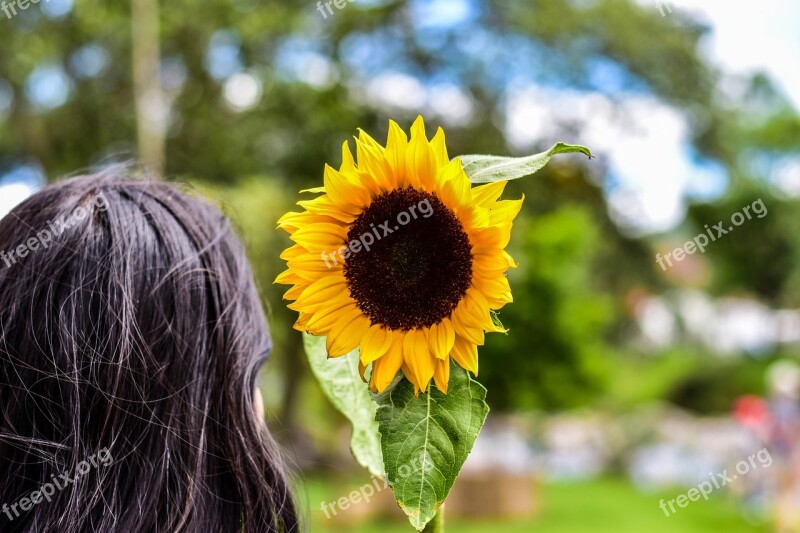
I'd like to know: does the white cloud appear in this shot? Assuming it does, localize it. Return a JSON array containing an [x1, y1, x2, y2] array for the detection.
[[505, 86, 724, 234], [362, 74, 476, 126], [640, 0, 800, 109], [365, 73, 428, 111]]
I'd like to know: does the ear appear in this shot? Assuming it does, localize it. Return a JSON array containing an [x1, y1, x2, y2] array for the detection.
[[254, 387, 265, 422]]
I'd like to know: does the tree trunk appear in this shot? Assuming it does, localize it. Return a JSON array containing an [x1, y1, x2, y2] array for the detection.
[[131, 0, 166, 174]]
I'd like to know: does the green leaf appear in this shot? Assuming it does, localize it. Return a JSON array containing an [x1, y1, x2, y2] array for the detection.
[[374, 362, 490, 531], [459, 142, 593, 183], [303, 333, 384, 477]]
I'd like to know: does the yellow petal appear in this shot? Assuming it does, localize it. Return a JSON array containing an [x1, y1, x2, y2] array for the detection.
[[430, 127, 450, 167], [288, 290, 349, 313], [357, 128, 385, 153], [474, 274, 513, 309], [451, 318, 485, 346], [433, 358, 450, 393], [290, 222, 348, 253], [278, 211, 340, 235], [504, 251, 519, 269], [356, 139, 394, 194], [360, 325, 393, 365], [385, 119, 409, 180], [324, 165, 371, 211], [340, 140, 357, 175], [327, 312, 371, 357], [461, 288, 499, 332], [279, 244, 307, 262], [370, 338, 403, 393], [471, 181, 507, 208], [470, 223, 512, 248], [489, 196, 524, 226], [461, 204, 490, 230], [402, 329, 435, 393], [305, 301, 358, 333], [287, 253, 343, 280], [277, 211, 303, 226], [436, 159, 472, 209], [406, 116, 437, 190], [283, 284, 305, 300], [358, 359, 368, 383], [293, 312, 311, 331], [428, 319, 455, 360], [401, 363, 420, 396], [451, 336, 478, 375], [451, 291, 489, 345], [472, 247, 518, 275], [290, 273, 349, 312], [298, 195, 358, 224], [275, 268, 304, 285]]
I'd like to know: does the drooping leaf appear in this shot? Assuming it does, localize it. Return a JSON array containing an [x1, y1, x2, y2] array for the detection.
[[459, 142, 593, 183], [304, 333, 384, 477], [374, 362, 489, 530]]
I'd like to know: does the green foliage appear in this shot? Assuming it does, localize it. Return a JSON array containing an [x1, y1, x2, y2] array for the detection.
[[304, 334, 384, 477], [0, 0, 730, 183], [373, 363, 489, 531], [480, 206, 616, 410], [460, 143, 593, 183], [686, 187, 799, 303], [667, 356, 772, 414], [2, 0, 798, 421], [305, 475, 768, 533]]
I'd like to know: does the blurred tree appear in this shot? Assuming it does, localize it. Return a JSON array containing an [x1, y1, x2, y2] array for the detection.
[[1, 0, 798, 415], [685, 187, 797, 303], [681, 73, 800, 304], [482, 205, 615, 409], [0, 0, 730, 181], [132, 0, 166, 172]]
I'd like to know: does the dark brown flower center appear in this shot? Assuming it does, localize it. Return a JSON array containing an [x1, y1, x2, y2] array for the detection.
[[344, 188, 472, 331]]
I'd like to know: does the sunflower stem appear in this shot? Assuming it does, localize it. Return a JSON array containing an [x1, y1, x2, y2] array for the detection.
[[422, 507, 444, 532]]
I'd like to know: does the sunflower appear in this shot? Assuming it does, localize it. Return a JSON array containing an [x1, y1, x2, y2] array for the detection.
[[276, 116, 522, 394]]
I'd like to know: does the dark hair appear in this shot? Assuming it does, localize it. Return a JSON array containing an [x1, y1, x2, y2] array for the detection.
[[0, 170, 299, 532]]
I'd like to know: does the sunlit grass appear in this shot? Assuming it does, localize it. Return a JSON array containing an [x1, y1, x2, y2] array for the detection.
[[300, 475, 770, 532]]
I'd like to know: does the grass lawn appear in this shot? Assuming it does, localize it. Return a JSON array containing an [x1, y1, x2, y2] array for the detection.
[[300, 475, 770, 532]]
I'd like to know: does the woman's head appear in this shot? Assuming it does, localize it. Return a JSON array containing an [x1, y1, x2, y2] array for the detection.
[[0, 170, 298, 532]]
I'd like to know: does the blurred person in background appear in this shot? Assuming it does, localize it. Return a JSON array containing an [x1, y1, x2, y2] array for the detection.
[[767, 361, 800, 533]]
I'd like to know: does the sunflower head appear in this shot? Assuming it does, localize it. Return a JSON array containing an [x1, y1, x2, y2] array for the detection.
[[276, 116, 522, 394]]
